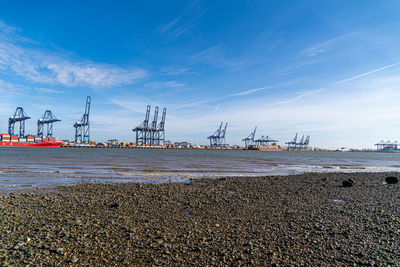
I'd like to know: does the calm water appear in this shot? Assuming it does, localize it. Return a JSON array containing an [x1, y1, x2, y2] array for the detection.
[[0, 147, 399, 191]]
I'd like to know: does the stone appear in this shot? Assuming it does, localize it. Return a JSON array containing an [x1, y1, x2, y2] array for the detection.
[[342, 179, 353, 187], [71, 256, 79, 263], [110, 202, 119, 208], [385, 176, 398, 184], [56, 247, 65, 255]]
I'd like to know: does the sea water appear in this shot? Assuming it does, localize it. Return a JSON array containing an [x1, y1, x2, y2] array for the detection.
[[0, 147, 399, 191]]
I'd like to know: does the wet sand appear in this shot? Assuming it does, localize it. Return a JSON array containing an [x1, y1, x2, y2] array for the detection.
[[0, 172, 399, 265]]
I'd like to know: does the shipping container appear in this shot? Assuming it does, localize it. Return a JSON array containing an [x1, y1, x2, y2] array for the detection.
[[19, 138, 27, 142]]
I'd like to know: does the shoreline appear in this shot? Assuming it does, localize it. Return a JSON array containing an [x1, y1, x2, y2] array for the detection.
[[1, 172, 399, 265]]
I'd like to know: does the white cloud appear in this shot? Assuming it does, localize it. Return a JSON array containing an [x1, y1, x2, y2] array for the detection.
[[230, 86, 271, 97], [145, 81, 185, 89], [334, 62, 400, 85], [0, 79, 27, 95], [159, 66, 191, 76], [159, 16, 182, 34], [0, 21, 148, 88], [191, 45, 245, 70], [35, 87, 64, 94], [265, 88, 325, 107], [0, 21, 18, 35], [303, 33, 353, 57], [160, 9, 208, 39]]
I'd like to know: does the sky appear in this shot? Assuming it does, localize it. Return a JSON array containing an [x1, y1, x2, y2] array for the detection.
[[1, 1, 400, 149]]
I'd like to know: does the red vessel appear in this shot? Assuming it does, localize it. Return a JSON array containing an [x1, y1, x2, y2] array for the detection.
[[0, 134, 62, 147], [0, 141, 62, 147]]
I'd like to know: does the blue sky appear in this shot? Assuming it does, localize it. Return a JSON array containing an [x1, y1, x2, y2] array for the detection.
[[1, 1, 400, 148]]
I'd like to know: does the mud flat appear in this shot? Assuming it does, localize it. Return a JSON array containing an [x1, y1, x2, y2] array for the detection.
[[0, 172, 399, 265]]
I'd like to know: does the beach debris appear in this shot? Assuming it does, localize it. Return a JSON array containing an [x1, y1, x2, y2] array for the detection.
[[110, 202, 120, 208], [71, 256, 79, 263], [342, 179, 353, 187], [385, 176, 398, 184]]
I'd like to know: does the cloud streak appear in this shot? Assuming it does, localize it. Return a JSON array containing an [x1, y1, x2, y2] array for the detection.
[[266, 88, 325, 107], [160, 9, 207, 40], [303, 33, 352, 57], [334, 62, 400, 85], [230, 86, 271, 96], [35, 87, 65, 94], [145, 80, 185, 89], [190, 45, 244, 70]]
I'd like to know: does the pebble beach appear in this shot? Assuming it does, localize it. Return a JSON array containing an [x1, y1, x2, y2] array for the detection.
[[1, 172, 399, 265]]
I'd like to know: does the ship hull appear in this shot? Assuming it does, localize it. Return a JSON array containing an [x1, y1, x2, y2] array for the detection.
[[378, 149, 400, 153], [0, 142, 62, 147]]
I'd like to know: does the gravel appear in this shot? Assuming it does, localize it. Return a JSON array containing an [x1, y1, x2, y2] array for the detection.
[[0, 172, 399, 265]]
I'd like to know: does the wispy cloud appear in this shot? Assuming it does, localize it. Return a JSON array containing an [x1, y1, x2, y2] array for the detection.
[[230, 86, 271, 97], [0, 79, 27, 95], [35, 87, 64, 94], [277, 60, 319, 76], [0, 21, 18, 35], [0, 21, 148, 88], [110, 98, 159, 114], [159, 9, 207, 40], [334, 62, 400, 85], [191, 45, 244, 70], [303, 33, 352, 57], [266, 88, 326, 107], [172, 99, 212, 110], [159, 16, 182, 34], [159, 66, 192, 76], [145, 80, 185, 89]]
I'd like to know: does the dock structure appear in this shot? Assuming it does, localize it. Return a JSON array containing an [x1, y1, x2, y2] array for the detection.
[[132, 105, 167, 147], [375, 140, 400, 150], [254, 135, 278, 146], [286, 133, 310, 150], [74, 96, 91, 144], [242, 127, 257, 148], [207, 122, 228, 148], [242, 127, 280, 149], [8, 107, 31, 137], [37, 110, 60, 137]]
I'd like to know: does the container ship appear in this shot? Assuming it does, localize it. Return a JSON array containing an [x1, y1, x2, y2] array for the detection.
[[0, 134, 62, 147], [374, 140, 400, 153]]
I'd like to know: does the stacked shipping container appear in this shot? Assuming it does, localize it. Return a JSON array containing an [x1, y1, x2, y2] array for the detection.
[[1, 134, 10, 142], [1, 134, 56, 143]]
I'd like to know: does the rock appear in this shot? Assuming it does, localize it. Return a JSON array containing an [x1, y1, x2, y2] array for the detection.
[[342, 179, 353, 187], [386, 176, 398, 184], [56, 247, 65, 255], [110, 202, 119, 208], [13, 241, 25, 250], [71, 256, 79, 263]]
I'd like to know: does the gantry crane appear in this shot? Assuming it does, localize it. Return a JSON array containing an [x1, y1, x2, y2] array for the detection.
[[37, 110, 60, 137], [8, 107, 31, 137], [242, 127, 257, 147], [208, 122, 228, 148], [74, 96, 91, 143]]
